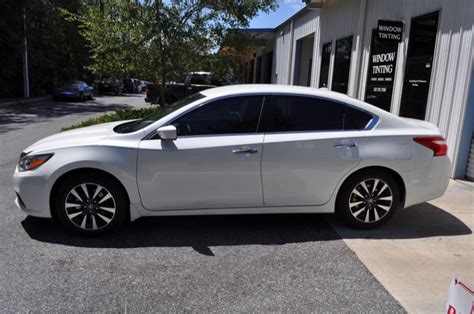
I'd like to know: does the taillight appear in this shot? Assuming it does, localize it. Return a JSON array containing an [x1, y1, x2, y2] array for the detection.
[[146, 83, 151, 93], [413, 136, 447, 156]]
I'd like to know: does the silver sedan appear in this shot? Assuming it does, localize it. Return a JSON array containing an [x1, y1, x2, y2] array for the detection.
[[13, 85, 450, 235]]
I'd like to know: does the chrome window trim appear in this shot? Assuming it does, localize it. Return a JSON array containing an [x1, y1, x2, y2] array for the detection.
[[143, 92, 379, 140]]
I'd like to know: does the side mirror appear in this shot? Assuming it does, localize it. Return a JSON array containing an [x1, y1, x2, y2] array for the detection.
[[157, 125, 177, 140]]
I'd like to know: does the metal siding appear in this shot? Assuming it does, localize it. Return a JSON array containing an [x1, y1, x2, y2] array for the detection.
[[318, 0, 362, 94], [294, 9, 319, 40], [354, 0, 474, 175], [274, 24, 292, 84], [291, 10, 320, 84]]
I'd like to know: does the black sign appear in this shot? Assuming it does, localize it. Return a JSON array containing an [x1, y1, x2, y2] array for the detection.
[[377, 20, 403, 42], [365, 28, 400, 111]]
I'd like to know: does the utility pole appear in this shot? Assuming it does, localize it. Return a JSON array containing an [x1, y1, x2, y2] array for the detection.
[[22, 3, 30, 98]]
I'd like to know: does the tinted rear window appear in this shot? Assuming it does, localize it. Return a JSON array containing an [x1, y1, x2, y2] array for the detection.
[[264, 96, 372, 132]]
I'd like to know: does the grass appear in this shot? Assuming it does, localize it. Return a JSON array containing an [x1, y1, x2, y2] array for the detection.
[[61, 107, 159, 131]]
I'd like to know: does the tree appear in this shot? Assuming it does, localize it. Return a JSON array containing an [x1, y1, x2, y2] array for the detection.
[[0, 0, 91, 98], [64, 0, 277, 104]]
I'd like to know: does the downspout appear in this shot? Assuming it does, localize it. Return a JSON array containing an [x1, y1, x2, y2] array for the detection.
[[287, 19, 295, 85], [353, 0, 368, 99]]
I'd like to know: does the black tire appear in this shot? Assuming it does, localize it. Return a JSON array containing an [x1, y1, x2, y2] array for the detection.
[[79, 92, 84, 102], [115, 89, 119, 95], [54, 173, 128, 235], [336, 170, 400, 229]]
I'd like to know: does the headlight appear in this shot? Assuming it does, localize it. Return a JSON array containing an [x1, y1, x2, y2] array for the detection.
[[18, 153, 54, 172]]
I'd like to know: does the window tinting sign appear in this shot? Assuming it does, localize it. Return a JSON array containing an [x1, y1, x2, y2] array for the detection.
[[365, 28, 401, 112], [377, 20, 403, 42]]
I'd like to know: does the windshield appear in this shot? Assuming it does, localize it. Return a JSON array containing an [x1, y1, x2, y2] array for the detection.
[[114, 93, 206, 133], [62, 83, 81, 89]]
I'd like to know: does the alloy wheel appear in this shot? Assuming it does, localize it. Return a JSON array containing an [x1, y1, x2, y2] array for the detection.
[[64, 183, 116, 231], [348, 178, 393, 223]]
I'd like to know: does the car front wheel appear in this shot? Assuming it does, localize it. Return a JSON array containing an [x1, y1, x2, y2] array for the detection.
[[337, 170, 400, 229], [54, 173, 128, 235]]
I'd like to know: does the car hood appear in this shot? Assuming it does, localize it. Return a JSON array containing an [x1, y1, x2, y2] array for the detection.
[[24, 120, 127, 153]]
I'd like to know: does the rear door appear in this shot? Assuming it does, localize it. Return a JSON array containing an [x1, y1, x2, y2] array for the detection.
[[261, 95, 372, 206]]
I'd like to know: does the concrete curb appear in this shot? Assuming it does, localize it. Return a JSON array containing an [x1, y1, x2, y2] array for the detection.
[[0, 96, 51, 106]]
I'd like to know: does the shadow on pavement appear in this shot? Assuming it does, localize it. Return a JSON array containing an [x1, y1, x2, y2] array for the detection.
[[0, 99, 128, 133], [22, 214, 339, 255], [94, 93, 145, 98], [22, 202, 471, 253], [329, 202, 472, 239]]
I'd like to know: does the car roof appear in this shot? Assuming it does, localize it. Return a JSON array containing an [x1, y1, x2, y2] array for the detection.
[[201, 84, 347, 100], [200, 84, 404, 124], [188, 71, 212, 75]]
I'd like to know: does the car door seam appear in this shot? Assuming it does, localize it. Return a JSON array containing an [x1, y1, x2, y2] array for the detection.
[[260, 133, 266, 206]]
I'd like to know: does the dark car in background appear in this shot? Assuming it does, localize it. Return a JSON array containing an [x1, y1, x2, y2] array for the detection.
[[145, 72, 238, 104], [98, 79, 124, 95], [52, 81, 93, 101], [123, 78, 139, 93], [137, 80, 147, 93]]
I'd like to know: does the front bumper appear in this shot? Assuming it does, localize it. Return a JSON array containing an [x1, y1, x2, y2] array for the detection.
[[54, 92, 81, 99], [13, 167, 52, 218]]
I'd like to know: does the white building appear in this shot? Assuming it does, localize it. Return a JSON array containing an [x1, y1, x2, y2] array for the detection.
[[243, 0, 474, 181]]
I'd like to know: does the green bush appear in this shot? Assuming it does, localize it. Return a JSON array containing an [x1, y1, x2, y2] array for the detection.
[[61, 107, 159, 131]]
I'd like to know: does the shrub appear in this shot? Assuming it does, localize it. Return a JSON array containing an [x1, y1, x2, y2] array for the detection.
[[61, 107, 159, 131]]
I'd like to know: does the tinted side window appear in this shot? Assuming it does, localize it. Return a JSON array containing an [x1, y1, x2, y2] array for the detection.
[[172, 96, 264, 136], [271, 96, 343, 132], [190, 74, 212, 85], [343, 105, 373, 130], [266, 96, 372, 132]]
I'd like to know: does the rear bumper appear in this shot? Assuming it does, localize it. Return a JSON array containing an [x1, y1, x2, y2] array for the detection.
[[403, 156, 451, 207]]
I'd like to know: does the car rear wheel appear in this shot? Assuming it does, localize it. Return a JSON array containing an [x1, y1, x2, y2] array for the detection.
[[337, 170, 400, 229], [54, 174, 128, 235]]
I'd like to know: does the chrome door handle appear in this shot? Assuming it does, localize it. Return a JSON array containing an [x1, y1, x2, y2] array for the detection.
[[232, 148, 258, 154], [333, 142, 357, 148]]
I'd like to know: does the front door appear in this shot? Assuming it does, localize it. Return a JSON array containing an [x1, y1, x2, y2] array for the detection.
[[261, 95, 372, 206], [137, 95, 266, 210]]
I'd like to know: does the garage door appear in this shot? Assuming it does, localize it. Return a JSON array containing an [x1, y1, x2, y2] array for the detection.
[[467, 133, 474, 181]]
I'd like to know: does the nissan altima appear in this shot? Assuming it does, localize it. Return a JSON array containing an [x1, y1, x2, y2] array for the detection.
[[13, 85, 450, 235]]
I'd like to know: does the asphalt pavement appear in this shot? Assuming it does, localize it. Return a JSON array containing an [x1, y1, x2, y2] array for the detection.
[[0, 95, 404, 312]]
